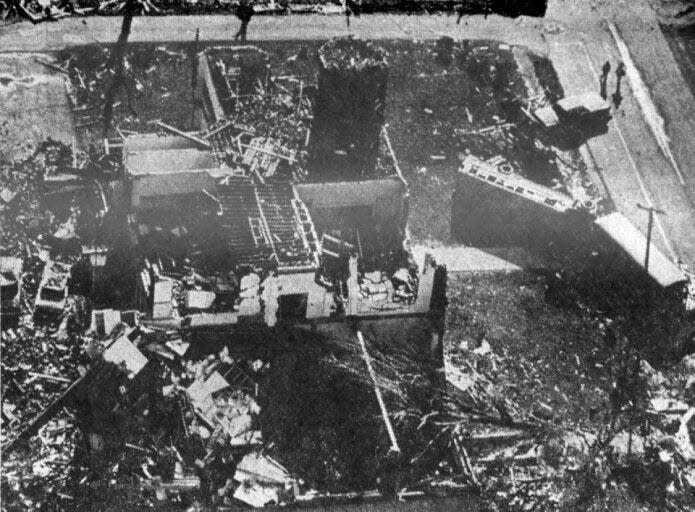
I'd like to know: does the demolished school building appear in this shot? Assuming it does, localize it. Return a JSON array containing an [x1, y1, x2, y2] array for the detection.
[[96, 41, 444, 343], [0, 39, 449, 508]]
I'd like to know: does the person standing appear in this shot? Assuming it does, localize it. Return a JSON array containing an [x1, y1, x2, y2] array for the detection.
[[612, 61, 626, 108], [345, 0, 360, 28], [599, 61, 610, 100], [233, 0, 254, 43]]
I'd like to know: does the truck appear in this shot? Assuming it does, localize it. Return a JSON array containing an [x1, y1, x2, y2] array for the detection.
[[533, 92, 611, 133]]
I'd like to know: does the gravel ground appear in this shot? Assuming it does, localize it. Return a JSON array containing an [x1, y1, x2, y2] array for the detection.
[[444, 272, 613, 431]]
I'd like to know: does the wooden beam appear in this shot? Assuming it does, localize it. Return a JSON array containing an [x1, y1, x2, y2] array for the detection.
[[3, 375, 85, 454], [453, 436, 480, 487], [356, 330, 400, 453], [152, 120, 212, 149], [203, 120, 254, 139]]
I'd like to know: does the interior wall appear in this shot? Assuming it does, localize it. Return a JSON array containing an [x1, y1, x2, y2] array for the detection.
[[277, 271, 331, 320], [295, 178, 406, 228], [131, 171, 215, 209]]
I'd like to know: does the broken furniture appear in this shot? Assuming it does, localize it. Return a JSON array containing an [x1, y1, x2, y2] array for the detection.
[[186, 367, 262, 447]]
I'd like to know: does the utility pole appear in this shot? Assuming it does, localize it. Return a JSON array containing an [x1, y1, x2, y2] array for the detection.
[[636, 203, 665, 273]]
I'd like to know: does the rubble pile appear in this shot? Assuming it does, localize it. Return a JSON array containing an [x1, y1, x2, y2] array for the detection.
[[0, 157, 60, 256], [441, 272, 695, 510], [0, 143, 109, 509], [1, 321, 88, 434], [1, 417, 80, 510], [1, 314, 302, 509], [222, 81, 313, 165], [0, 313, 91, 509], [88, 336, 307, 509], [208, 80, 398, 179], [113, 342, 286, 508], [325, 313, 695, 511], [318, 37, 388, 71], [452, 42, 580, 189], [57, 45, 193, 145]]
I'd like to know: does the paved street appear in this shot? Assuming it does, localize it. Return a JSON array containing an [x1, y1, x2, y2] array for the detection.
[[2, 1, 695, 269], [551, 40, 695, 267]]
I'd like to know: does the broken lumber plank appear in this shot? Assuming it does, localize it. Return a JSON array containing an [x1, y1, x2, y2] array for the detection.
[[2, 375, 85, 454], [34, 58, 69, 75], [27, 372, 71, 384], [381, 125, 406, 184], [239, 141, 296, 162], [453, 436, 480, 487], [356, 330, 400, 453], [473, 452, 539, 466], [469, 429, 530, 442], [152, 120, 211, 149], [455, 123, 515, 136], [203, 120, 254, 139]]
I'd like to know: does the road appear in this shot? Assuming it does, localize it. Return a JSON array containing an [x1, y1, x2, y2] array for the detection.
[[1, 1, 695, 269]]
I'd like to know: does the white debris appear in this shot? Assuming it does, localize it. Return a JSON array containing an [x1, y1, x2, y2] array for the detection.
[[472, 340, 491, 356]]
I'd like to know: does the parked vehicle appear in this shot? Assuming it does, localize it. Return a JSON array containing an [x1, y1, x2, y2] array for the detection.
[[533, 92, 611, 129]]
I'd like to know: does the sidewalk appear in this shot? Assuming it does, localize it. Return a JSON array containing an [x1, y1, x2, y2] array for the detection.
[[0, 13, 551, 51], [549, 36, 695, 270]]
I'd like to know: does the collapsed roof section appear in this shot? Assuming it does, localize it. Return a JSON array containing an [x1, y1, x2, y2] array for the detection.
[[453, 154, 592, 249], [123, 133, 319, 274], [194, 44, 401, 183], [129, 180, 319, 275], [458, 154, 579, 213], [218, 175, 319, 271]]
